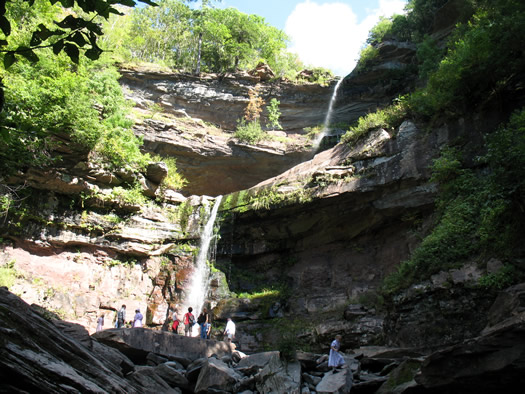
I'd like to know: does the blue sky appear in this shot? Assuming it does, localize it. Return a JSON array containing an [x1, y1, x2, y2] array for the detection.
[[217, 0, 408, 76]]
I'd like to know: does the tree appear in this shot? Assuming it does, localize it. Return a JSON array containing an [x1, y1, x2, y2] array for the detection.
[[0, 0, 164, 112]]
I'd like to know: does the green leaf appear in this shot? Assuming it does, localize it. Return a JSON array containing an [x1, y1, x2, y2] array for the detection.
[[18, 47, 39, 63], [3, 52, 16, 69], [69, 32, 87, 47], [85, 46, 103, 61], [139, 0, 158, 6], [64, 43, 80, 64], [85, 21, 103, 36], [30, 32, 43, 47], [0, 15, 11, 37], [52, 40, 64, 55], [118, 0, 137, 6], [55, 15, 79, 29]]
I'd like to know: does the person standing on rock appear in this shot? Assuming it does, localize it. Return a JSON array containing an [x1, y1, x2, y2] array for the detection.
[[223, 317, 235, 342], [328, 335, 345, 371], [117, 304, 126, 328], [172, 308, 181, 334], [183, 307, 195, 336], [96, 315, 104, 332], [133, 309, 143, 328], [197, 307, 210, 339]]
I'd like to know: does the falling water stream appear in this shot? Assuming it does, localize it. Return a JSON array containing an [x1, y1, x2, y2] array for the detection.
[[182, 195, 223, 326], [313, 77, 344, 150]]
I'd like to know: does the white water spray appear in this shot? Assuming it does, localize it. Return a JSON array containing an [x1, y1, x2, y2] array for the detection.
[[182, 195, 223, 323], [313, 77, 344, 150]]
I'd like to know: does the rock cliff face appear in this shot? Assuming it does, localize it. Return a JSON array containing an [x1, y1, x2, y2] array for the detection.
[[213, 109, 506, 352]]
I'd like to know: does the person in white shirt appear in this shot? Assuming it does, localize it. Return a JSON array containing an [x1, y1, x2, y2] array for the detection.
[[223, 317, 236, 342]]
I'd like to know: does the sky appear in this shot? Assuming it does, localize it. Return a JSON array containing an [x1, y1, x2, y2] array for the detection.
[[217, 0, 408, 76]]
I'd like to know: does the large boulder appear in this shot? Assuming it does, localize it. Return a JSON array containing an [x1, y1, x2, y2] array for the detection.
[[194, 357, 243, 392], [255, 352, 302, 394], [93, 328, 234, 363], [316, 368, 353, 394]]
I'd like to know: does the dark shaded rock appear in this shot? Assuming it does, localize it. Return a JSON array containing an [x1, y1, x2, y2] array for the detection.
[[146, 352, 169, 366], [352, 374, 388, 394], [0, 288, 163, 393], [185, 357, 207, 382], [154, 363, 190, 390], [376, 359, 420, 394], [195, 357, 243, 393], [383, 283, 495, 348], [146, 162, 169, 184], [413, 322, 525, 394], [128, 366, 179, 393], [255, 353, 302, 394]]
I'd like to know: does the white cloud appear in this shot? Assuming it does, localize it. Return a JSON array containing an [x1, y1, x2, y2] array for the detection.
[[285, 0, 406, 76]]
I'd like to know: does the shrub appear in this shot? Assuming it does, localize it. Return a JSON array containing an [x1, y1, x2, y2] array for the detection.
[[341, 101, 407, 146], [266, 98, 282, 130], [355, 45, 379, 71], [234, 119, 267, 144], [367, 17, 394, 44], [152, 156, 187, 191]]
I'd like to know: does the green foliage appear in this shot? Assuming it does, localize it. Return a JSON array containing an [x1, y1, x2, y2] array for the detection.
[[0, 0, 158, 68], [355, 45, 379, 71], [0, 259, 17, 288], [0, 3, 153, 175], [177, 200, 193, 231], [241, 186, 312, 212], [105, 0, 291, 75], [296, 67, 334, 86], [98, 184, 148, 206], [266, 98, 282, 130], [478, 265, 516, 290], [383, 109, 525, 295], [234, 118, 267, 144], [405, 0, 525, 119], [236, 288, 280, 300], [416, 35, 443, 80], [152, 155, 187, 191], [367, 17, 394, 44], [341, 101, 406, 146]]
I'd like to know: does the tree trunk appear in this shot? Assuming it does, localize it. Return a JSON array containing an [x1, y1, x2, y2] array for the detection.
[[195, 32, 202, 75]]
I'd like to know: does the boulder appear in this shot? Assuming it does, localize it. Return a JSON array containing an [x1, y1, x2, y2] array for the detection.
[[128, 366, 179, 393], [255, 352, 302, 394], [146, 162, 169, 184], [154, 363, 190, 390], [92, 326, 234, 362], [316, 368, 353, 394], [194, 357, 243, 393]]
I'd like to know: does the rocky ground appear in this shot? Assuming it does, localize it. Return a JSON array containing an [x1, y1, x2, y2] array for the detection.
[[2, 285, 525, 393]]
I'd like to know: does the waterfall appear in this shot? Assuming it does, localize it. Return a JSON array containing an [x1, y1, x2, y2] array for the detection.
[[313, 77, 344, 150], [182, 195, 223, 324]]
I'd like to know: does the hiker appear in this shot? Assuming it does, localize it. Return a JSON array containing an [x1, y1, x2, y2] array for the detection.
[[223, 317, 235, 342], [133, 309, 143, 328], [172, 308, 180, 334], [328, 335, 345, 371], [117, 305, 126, 328], [183, 307, 195, 337], [96, 315, 104, 332], [197, 307, 210, 339]]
